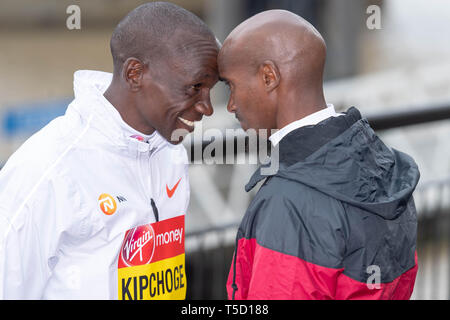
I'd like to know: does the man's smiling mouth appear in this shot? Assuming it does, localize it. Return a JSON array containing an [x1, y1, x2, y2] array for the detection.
[[178, 116, 195, 129]]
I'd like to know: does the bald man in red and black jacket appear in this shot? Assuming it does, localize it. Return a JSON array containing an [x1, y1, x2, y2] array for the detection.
[[218, 10, 419, 300]]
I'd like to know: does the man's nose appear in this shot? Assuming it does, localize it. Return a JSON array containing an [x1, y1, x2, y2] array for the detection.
[[226, 96, 236, 113], [194, 90, 214, 117]]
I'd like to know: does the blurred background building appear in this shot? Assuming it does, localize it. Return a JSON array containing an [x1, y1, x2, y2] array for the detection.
[[0, 0, 449, 300]]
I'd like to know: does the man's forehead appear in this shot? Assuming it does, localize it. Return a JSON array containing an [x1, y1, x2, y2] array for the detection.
[[190, 68, 218, 82], [166, 51, 218, 83], [218, 40, 241, 72], [170, 30, 218, 53]]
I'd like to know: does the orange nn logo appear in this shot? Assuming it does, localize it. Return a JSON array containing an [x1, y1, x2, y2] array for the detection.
[[98, 193, 117, 215]]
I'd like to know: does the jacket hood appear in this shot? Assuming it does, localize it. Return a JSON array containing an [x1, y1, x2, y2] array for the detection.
[[247, 108, 420, 220], [73, 69, 112, 101], [71, 70, 126, 144], [69, 70, 168, 152]]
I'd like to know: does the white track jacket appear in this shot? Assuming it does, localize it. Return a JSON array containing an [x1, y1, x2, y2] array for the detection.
[[0, 70, 190, 299]]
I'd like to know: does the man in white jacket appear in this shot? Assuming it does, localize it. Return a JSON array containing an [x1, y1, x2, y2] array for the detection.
[[0, 2, 219, 299]]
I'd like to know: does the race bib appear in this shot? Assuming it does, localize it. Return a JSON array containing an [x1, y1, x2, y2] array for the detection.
[[118, 215, 186, 300]]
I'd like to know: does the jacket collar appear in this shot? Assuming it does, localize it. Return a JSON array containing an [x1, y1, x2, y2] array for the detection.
[[269, 103, 340, 146], [245, 107, 362, 192], [70, 70, 168, 156]]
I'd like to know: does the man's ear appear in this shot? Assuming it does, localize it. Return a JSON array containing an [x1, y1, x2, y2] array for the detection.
[[122, 57, 145, 92], [259, 60, 280, 92]]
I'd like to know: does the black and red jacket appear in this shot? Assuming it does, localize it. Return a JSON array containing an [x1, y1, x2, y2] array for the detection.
[[227, 107, 419, 300]]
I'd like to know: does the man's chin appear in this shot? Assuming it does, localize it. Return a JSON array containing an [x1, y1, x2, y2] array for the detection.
[[168, 137, 184, 145], [238, 120, 249, 132], [168, 127, 190, 145], [243, 127, 273, 139], [241, 123, 259, 134]]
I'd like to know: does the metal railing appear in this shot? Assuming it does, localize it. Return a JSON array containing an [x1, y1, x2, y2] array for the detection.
[[184, 103, 450, 163], [413, 177, 450, 300]]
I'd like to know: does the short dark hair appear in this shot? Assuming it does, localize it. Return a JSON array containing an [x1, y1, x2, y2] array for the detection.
[[110, 2, 215, 74]]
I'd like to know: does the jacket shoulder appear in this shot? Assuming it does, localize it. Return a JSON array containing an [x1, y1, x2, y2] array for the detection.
[[0, 111, 87, 223]]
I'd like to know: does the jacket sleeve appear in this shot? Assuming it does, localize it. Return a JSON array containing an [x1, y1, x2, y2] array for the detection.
[[227, 191, 347, 300], [0, 205, 52, 299], [0, 166, 83, 299], [0, 156, 52, 299]]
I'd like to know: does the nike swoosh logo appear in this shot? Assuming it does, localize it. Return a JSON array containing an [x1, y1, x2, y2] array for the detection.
[[166, 178, 182, 198]]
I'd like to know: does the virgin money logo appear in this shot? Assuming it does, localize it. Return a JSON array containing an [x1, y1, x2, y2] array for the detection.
[[120, 225, 155, 267]]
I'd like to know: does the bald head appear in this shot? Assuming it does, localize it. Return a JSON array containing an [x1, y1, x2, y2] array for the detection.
[[110, 2, 216, 75], [218, 10, 328, 131], [222, 10, 326, 88]]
